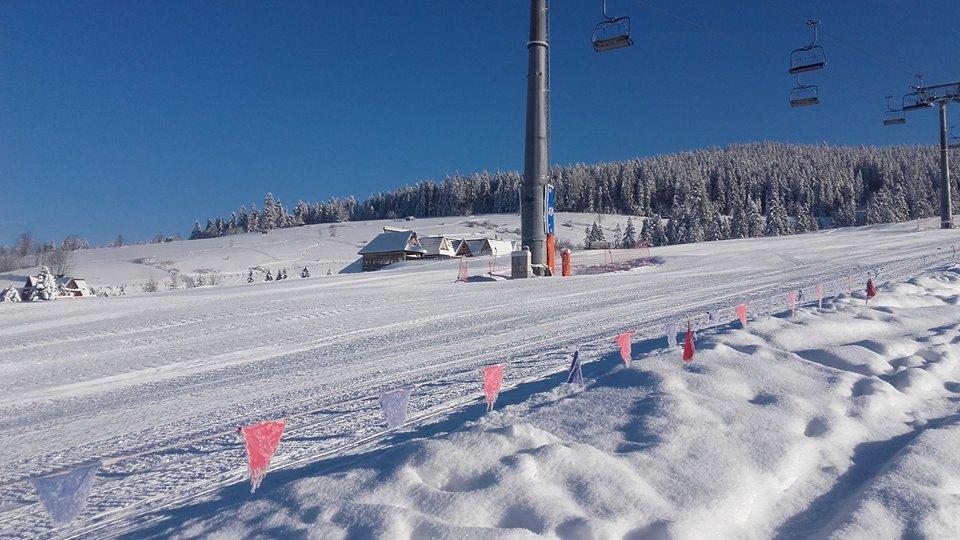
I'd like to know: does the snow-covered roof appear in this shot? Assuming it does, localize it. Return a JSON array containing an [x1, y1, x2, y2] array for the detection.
[[465, 239, 490, 254], [419, 235, 456, 257], [486, 239, 514, 256], [358, 231, 427, 255]]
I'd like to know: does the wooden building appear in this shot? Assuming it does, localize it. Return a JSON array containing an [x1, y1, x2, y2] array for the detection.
[[358, 230, 428, 271]]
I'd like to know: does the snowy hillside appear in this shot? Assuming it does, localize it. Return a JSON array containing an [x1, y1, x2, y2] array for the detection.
[[2, 219, 960, 537], [162, 270, 960, 539], [1, 213, 614, 292]]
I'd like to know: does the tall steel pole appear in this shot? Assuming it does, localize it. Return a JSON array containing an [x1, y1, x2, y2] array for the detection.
[[522, 0, 549, 268], [939, 101, 953, 229]]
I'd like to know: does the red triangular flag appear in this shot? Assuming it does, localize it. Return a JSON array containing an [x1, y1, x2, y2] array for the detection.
[[866, 278, 877, 300], [241, 419, 286, 493], [616, 332, 634, 365], [682, 323, 695, 362]]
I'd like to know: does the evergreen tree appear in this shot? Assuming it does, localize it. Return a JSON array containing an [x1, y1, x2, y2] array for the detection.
[[639, 217, 653, 246], [729, 195, 748, 239], [190, 221, 204, 240], [747, 198, 765, 237], [613, 223, 623, 248], [622, 217, 637, 248], [866, 184, 900, 224], [648, 214, 668, 246], [196, 274, 205, 287], [764, 194, 790, 236], [301, 266, 310, 278], [247, 270, 254, 283], [705, 208, 728, 241], [265, 269, 273, 281]]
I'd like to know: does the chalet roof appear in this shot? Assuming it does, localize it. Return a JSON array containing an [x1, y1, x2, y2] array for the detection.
[[486, 239, 515, 256], [419, 235, 455, 256], [358, 230, 427, 255]]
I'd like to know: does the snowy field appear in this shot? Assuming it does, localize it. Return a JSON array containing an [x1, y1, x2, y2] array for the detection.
[[0, 213, 612, 292], [2, 216, 960, 538]]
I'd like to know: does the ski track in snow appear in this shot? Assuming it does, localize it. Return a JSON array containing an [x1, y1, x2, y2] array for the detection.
[[1, 217, 959, 537]]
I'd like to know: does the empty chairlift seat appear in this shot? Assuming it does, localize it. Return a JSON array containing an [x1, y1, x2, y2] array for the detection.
[[592, 18, 634, 52], [788, 20, 826, 75], [592, 1, 634, 53], [790, 83, 820, 107]]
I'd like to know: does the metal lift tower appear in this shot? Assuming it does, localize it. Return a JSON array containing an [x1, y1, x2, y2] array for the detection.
[[899, 80, 960, 229], [521, 0, 550, 270]]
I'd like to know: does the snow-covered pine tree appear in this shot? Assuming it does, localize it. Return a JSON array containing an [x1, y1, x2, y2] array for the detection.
[[729, 195, 748, 239], [247, 270, 254, 283], [190, 221, 204, 240], [705, 208, 728, 241], [262, 193, 277, 230], [613, 223, 623, 248], [649, 214, 668, 246], [866, 184, 900, 224], [265, 270, 273, 281], [764, 194, 790, 236], [195, 274, 204, 287], [301, 267, 310, 278], [747, 198, 765, 237], [639, 217, 653, 246], [592, 221, 606, 242], [622, 217, 637, 248]]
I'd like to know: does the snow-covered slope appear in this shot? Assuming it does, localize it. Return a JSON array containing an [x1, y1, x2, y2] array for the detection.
[[0, 213, 615, 291], [157, 270, 960, 539], [1, 218, 960, 537]]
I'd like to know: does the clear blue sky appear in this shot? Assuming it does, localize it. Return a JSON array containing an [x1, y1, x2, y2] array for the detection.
[[3, 0, 957, 245]]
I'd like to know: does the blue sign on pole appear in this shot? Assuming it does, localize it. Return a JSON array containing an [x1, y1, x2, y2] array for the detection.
[[545, 184, 555, 235]]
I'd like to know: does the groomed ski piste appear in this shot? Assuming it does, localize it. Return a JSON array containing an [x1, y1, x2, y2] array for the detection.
[[3, 215, 960, 538]]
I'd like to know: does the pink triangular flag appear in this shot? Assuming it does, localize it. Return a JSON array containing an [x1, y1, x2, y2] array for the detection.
[[788, 290, 797, 313], [483, 364, 504, 412], [866, 278, 877, 300], [241, 419, 286, 493], [616, 331, 634, 365], [815, 283, 824, 307], [736, 303, 747, 326]]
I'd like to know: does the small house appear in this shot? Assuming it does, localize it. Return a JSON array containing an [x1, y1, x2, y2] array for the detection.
[[20, 276, 39, 300], [358, 229, 428, 271], [419, 235, 457, 259], [452, 239, 471, 257], [56, 277, 90, 297]]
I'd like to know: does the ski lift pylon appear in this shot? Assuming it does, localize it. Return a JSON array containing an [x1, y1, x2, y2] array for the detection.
[[790, 77, 820, 107], [788, 20, 826, 75], [592, 0, 634, 53]]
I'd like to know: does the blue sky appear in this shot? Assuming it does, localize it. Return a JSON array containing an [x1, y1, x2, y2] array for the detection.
[[2, 0, 957, 245]]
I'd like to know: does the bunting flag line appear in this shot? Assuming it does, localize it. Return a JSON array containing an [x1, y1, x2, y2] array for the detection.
[[379, 388, 412, 430], [30, 461, 100, 526], [566, 351, 584, 386], [241, 419, 286, 493], [736, 303, 748, 326], [816, 283, 824, 308], [866, 278, 877, 301], [483, 364, 505, 411], [788, 290, 797, 313], [616, 332, 634, 365], [682, 323, 695, 362], [664, 323, 677, 348]]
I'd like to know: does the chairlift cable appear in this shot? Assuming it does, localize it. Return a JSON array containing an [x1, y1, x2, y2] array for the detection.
[[633, 0, 889, 101], [767, 0, 924, 80]]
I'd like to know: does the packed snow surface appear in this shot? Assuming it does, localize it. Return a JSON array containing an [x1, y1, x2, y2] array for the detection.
[[2, 216, 960, 538]]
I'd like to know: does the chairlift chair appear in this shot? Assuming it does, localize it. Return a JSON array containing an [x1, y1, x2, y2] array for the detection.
[[882, 95, 906, 125], [901, 90, 933, 112], [592, 0, 634, 53], [790, 79, 820, 107], [788, 20, 826, 75]]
